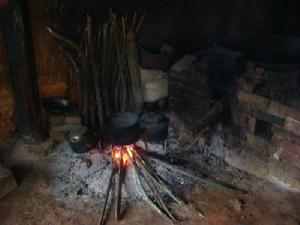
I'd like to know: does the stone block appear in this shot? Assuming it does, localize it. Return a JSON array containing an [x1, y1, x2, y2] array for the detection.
[[268, 101, 300, 121], [267, 161, 300, 191], [225, 148, 269, 179], [248, 117, 257, 134], [284, 117, 300, 136], [0, 166, 17, 200], [239, 106, 284, 126], [237, 89, 270, 112], [238, 78, 263, 94], [65, 112, 81, 125], [272, 125, 300, 145], [245, 133, 276, 158], [271, 136, 300, 168], [50, 125, 81, 143], [49, 114, 65, 126], [226, 149, 300, 191]]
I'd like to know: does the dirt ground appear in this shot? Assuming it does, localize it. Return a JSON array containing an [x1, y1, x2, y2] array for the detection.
[[0, 149, 300, 225]]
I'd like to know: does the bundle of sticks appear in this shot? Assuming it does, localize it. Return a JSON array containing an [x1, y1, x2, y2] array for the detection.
[[47, 12, 144, 131], [99, 145, 246, 225], [99, 146, 191, 225]]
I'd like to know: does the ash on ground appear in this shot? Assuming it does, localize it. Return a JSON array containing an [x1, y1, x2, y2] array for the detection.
[[44, 140, 193, 208]]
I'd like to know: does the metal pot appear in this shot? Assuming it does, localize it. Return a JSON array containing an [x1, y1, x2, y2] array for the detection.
[[101, 112, 141, 145], [139, 112, 168, 142], [66, 126, 88, 153], [42, 97, 76, 114]]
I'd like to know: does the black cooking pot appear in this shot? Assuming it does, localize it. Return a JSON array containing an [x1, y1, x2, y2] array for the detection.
[[66, 126, 88, 153], [101, 112, 141, 145], [139, 112, 168, 142]]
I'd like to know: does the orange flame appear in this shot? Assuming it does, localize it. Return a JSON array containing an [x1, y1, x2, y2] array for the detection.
[[112, 145, 134, 167]]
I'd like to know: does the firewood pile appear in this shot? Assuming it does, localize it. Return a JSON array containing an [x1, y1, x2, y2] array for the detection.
[[47, 12, 144, 130]]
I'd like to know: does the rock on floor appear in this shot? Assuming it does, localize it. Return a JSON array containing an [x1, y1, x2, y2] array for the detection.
[[0, 165, 17, 200]]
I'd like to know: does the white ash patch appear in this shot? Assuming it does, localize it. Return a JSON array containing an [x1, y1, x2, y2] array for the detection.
[[46, 142, 143, 206], [43, 141, 192, 207], [136, 140, 167, 155]]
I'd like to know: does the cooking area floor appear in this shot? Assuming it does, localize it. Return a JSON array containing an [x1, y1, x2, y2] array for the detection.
[[1, 138, 300, 225]]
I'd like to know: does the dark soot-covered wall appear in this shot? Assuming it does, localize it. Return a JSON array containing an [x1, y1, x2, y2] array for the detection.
[[1, 0, 300, 150]]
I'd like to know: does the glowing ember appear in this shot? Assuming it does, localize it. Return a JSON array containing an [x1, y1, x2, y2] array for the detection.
[[112, 145, 134, 167]]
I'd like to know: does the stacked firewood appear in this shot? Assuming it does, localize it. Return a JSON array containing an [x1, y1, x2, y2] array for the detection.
[[48, 12, 144, 130]]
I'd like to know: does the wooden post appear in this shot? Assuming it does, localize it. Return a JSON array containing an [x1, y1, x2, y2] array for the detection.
[[1, 0, 46, 143]]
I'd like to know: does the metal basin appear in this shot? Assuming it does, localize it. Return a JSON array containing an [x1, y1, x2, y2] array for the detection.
[[42, 97, 76, 114]]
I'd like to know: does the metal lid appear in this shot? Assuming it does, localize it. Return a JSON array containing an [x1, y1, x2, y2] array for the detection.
[[67, 126, 88, 142], [140, 112, 165, 125], [110, 112, 139, 128]]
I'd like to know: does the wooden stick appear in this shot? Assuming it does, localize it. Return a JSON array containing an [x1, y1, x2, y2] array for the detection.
[[115, 148, 124, 220], [100, 168, 115, 225], [134, 13, 145, 35], [47, 27, 82, 53], [59, 46, 82, 109], [149, 157, 246, 195], [138, 162, 176, 221], [128, 150, 176, 221], [134, 151, 200, 216], [124, 149, 173, 223]]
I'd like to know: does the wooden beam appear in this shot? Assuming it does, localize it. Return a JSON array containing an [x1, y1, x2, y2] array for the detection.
[[1, 0, 46, 143]]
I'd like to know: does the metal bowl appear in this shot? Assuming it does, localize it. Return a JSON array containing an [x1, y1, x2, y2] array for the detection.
[[139, 112, 168, 142], [66, 126, 88, 153], [42, 97, 76, 114]]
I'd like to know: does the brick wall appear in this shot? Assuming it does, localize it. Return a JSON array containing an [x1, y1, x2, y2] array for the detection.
[[232, 65, 300, 187]]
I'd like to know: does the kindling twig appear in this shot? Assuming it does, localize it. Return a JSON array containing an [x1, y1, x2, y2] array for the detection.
[[149, 157, 246, 195], [100, 168, 115, 225], [124, 149, 174, 223], [115, 148, 124, 220], [47, 27, 82, 54]]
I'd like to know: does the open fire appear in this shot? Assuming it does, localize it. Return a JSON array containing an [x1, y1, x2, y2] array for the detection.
[[111, 145, 134, 168], [99, 143, 190, 225]]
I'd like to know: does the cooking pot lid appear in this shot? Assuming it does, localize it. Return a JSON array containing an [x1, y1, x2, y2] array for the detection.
[[140, 112, 165, 124], [67, 126, 88, 139], [110, 112, 139, 128]]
